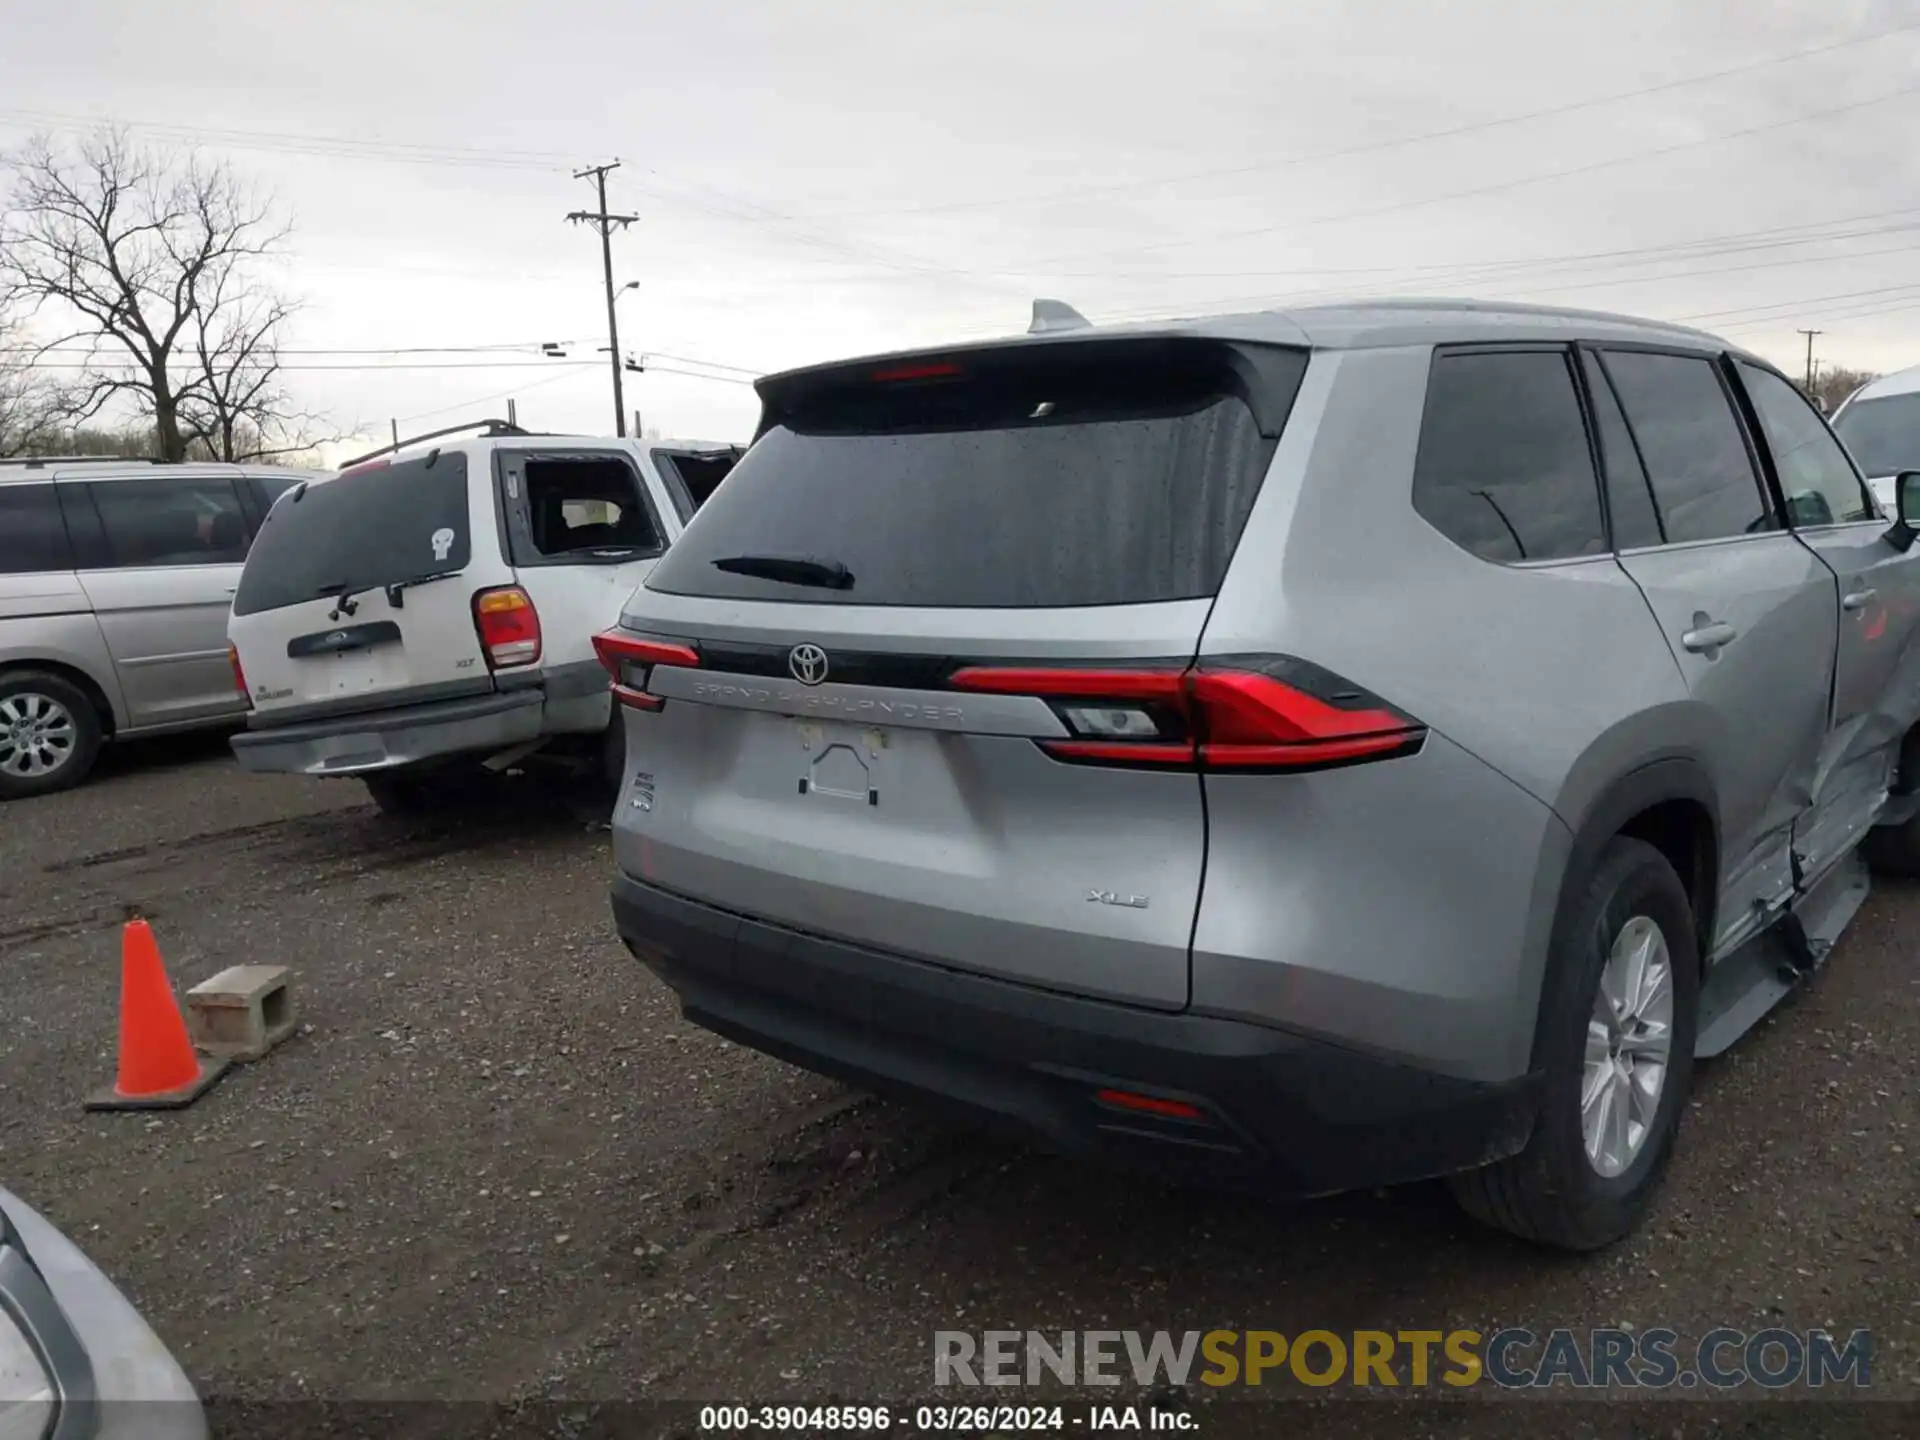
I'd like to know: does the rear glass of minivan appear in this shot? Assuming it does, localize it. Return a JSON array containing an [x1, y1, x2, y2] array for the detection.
[[1833, 393, 1920, 477], [644, 338, 1307, 609], [232, 453, 471, 616]]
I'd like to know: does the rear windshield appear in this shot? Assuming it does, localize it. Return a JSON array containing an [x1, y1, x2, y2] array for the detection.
[[1833, 394, 1920, 478], [645, 341, 1303, 609], [232, 453, 471, 616]]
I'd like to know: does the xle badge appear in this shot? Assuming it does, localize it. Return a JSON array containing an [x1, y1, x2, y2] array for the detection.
[[1087, 890, 1150, 910]]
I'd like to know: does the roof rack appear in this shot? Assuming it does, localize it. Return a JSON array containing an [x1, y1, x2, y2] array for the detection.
[[338, 419, 533, 471], [0, 455, 163, 469]]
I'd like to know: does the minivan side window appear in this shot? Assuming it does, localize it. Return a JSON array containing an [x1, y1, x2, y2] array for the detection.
[[0, 483, 72, 574], [1736, 362, 1876, 526], [1599, 351, 1775, 544], [1412, 347, 1607, 563], [88, 479, 252, 569]]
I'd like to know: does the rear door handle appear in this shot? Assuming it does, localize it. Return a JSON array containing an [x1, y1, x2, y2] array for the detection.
[[1681, 621, 1738, 653], [1843, 587, 1877, 613]]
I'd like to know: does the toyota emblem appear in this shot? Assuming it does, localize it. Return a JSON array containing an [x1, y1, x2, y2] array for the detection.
[[788, 644, 830, 686]]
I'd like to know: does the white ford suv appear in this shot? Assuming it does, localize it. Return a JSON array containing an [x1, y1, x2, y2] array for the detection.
[[226, 420, 737, 812]]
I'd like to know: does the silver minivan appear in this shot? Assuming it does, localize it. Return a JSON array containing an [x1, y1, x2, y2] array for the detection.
[[0, 456, 331, 799]]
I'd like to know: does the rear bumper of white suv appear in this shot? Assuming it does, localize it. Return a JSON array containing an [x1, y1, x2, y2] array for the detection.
[[611, 871, 1543, 1198], [230, 688, 543, 776]]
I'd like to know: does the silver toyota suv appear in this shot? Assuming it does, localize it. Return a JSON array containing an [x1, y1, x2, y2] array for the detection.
[[600, 298, 1920, 1250]]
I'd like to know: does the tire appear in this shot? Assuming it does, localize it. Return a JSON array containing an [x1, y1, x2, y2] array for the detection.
[[1863, 817, 1920, 877], [1449, 836, 1700, 1251], [0, 670, 105, 801]]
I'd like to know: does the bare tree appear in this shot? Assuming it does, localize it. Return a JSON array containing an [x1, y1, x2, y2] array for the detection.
[[0, 316, 57, 456], [1806, 365, 1880, 417], [0, 128, 317, 461]]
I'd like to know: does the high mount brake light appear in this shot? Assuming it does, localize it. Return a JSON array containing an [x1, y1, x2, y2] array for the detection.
[[948, 662, 1424, 772], [870, 361, 964, 383], [472, 587, 542, 669], [593, 632, 700, 711]]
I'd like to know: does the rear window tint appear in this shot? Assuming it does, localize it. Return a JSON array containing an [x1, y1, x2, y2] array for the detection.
[[645, 343, 1302, 609], [1412, 348, 1606, 563], [232, 454, 471, 616], [0, 483, 71, 574]]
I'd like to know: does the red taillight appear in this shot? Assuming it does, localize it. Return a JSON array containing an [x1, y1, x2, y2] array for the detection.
[[228, 644, 250, 705], [949, 659, 1424, 772], [871, 361, 963, 382], [592, 630, 700, 710], [473, 587, 541, 669]]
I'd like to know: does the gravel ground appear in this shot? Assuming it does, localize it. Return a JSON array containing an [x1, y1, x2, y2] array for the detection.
[[2, 734, 1917, 1438]]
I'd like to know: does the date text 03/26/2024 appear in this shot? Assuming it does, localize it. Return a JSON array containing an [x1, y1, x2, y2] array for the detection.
[[699, 1406, 1189, 1432]]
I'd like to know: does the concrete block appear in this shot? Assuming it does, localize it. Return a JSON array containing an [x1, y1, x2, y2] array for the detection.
[[185, 965, 296, 1062]]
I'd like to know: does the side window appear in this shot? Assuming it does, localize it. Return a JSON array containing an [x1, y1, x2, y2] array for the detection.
[[88, 479, 251, 568], [1599, 351, 1774, 543], [654, 449, 739, 522], [1737, 362, 1875, 526], [521, 457, 663, 560], [1578, 350, 1663, 550], [0, 484, 73, 574], [249, 473, 302, 517], [1412, 348, 1606, 563]]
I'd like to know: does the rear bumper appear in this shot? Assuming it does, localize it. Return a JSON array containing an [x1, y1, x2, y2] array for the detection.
[[610, 872, 1542, 1198], [229, 689, 543, 776]]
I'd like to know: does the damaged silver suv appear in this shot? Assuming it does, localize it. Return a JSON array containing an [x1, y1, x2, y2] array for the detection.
[[599, 298, 1920, 1250]]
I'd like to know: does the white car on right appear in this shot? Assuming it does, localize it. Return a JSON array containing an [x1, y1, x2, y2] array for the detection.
[[1830, 364, 1920, 515]]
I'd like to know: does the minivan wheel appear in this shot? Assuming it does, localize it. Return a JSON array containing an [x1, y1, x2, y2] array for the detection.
[[0, 671, 104, 801], [1448, 837, 1698, 1251]]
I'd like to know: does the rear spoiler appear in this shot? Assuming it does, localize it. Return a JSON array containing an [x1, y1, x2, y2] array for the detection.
[[751, 335, 1309, 442]]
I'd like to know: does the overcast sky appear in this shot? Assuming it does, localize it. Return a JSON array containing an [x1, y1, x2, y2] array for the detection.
[[4, 0, 1920, 455]]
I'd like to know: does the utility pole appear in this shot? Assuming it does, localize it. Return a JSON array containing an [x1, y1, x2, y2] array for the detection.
[[567, 161, 639, 437], [1798, 329, 1823, 394]]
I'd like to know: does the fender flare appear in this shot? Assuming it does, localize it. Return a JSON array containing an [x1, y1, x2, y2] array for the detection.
[[1529, 755, 1721, 1069]]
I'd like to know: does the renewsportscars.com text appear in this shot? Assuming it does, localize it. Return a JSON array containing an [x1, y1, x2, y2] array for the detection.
[[933, 1327, 1872, 1391]]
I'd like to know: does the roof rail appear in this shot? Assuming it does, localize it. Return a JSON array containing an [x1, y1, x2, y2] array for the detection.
[[0, 455, 162, 469], [337, 418, 533, 471]]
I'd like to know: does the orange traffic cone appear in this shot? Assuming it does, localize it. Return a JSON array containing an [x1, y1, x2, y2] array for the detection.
[[85, 920, 229, 1111]]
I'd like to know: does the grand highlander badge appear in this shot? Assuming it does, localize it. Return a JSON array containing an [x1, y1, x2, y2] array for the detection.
[[788, 644, 830, 686]]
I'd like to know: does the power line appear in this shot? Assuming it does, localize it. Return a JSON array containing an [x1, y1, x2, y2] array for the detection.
[[1008, 77, 1920, 274], [816, 17, 1920, 221], [394, 365, 591, 426], [0, 106, 573, 171], [24, 361, 604, 372]]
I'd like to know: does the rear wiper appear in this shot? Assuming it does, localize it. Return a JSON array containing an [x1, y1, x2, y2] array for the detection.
[[709, 553, 855, 590], [311, 580, 365, 620], [382, 569, 463, 609]]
